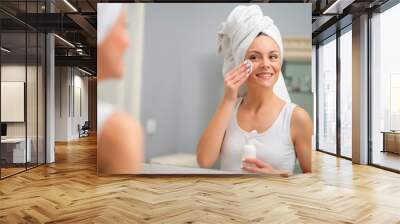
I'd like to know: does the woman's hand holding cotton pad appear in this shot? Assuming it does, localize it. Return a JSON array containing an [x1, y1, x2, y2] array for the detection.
[[222, 63, 251, 102], [244, 59, 253, 74]]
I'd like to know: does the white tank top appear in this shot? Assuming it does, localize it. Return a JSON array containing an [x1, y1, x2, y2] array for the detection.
[[220, 98, 297, 174], [97, 101, 114, 137]]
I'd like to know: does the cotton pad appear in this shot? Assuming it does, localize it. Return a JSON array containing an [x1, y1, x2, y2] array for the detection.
[[244, 59, 253, 74]]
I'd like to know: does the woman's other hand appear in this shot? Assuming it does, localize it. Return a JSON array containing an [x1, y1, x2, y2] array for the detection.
[[223, 63, 250, 103], [242, 158, 289, 177]]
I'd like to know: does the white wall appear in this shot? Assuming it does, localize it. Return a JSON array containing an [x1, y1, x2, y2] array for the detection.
[[72, 74, 89, 138], [55, 67, 89, 141], [55, 67, 69, 141]]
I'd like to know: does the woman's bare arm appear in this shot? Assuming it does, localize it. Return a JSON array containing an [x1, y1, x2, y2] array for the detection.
[[98, 112, 144, 174], [197, 63, 250, 168], [291, 107, 313, 173], [197, 100, 236, 168]]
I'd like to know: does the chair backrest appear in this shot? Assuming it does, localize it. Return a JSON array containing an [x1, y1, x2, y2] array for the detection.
[[83, 121, 90, 128]]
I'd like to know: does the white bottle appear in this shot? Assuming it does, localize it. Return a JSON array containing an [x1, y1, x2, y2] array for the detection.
[[242, 139, 257, 161], [241, 133, 257, 169]]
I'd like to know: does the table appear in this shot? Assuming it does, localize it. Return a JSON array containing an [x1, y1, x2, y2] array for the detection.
[[140, 163, 238, 174], [1, 138, 31, 164], [381, 131, 400, 154]]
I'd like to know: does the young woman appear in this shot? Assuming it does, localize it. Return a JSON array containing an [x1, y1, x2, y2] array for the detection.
[[197, 5, 312, 176], [97, 4, 143, 174]]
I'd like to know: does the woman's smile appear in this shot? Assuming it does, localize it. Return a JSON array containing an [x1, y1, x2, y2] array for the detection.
[[255, 71, 274, 80]]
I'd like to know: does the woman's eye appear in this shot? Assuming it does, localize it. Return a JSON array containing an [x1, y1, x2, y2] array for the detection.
[[270, 55, 278, 60], [249, 55, 258, 60]]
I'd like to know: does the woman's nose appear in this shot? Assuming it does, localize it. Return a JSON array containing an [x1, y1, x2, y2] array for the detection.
[[259, 57, 271, 69]]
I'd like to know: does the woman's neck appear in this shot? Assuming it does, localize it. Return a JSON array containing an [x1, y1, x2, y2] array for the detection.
[[242, 87, 278, 112]]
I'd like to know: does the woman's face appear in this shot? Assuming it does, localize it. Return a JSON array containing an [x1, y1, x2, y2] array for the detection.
[[244, 35, 281, 89], [98, 10, 129, 79]]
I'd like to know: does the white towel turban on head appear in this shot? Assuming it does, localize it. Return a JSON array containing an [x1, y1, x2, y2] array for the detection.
[[217, 5, 290, 102], [97, 3, 123, 45]]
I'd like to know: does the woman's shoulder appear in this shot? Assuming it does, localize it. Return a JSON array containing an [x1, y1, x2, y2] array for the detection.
[[291, 106, 312, 124], [290, 105, 313, 134]]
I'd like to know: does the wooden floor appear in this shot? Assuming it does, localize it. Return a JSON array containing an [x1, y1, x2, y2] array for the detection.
[[372, 151, 400, 171], [1, 167, 26, 178], [1, 135, 400, 223], [1, 163, 46, 178]]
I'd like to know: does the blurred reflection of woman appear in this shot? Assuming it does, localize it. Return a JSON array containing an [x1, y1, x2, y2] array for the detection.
[[97, 4, 143, 174], [197, 5, 312, 176]]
